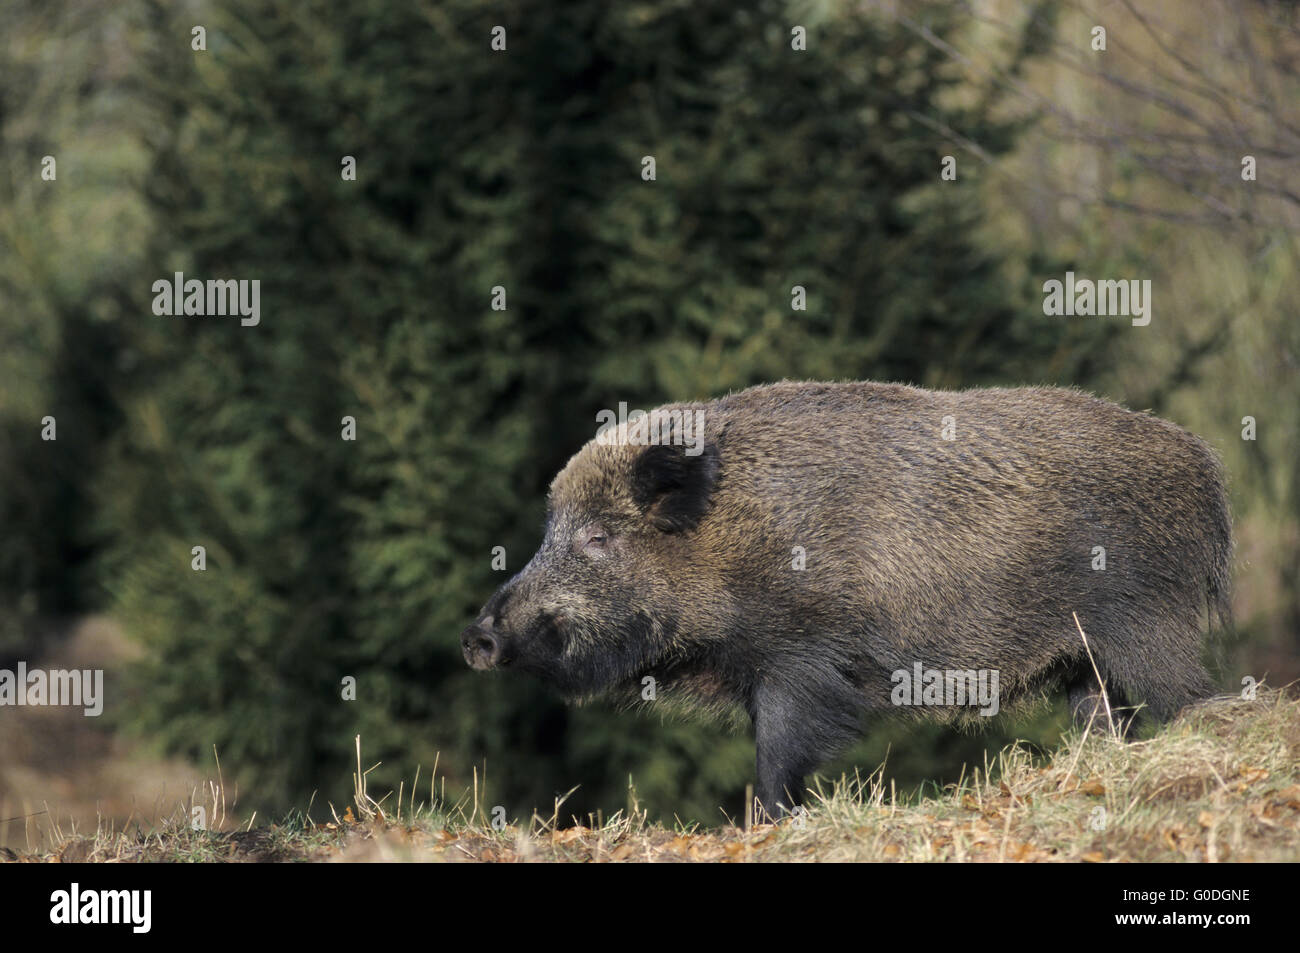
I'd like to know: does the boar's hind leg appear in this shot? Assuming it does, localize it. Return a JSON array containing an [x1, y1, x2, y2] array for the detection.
[[750, 677, 859, 822], [1104, 635, 1217, 726], [1067, 618, 1217, 734], [1066, 675, 1136, 737]]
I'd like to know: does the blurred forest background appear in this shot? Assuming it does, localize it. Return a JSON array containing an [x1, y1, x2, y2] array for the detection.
[[1, 0, 1297, 835]]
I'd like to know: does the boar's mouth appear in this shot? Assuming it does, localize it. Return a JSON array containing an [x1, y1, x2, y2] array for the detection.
[[504, 612, 566, 671], [535, 613, 568, 659], [515, 608, 671, 700]]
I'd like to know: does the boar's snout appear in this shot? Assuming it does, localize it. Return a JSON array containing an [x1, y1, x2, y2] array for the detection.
[[461, 616, 503, 670]]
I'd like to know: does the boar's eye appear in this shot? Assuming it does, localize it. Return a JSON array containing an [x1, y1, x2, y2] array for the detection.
[[577, 525, 610, 554]]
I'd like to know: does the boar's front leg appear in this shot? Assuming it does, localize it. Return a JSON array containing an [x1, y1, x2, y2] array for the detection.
[[750, 676, 859, 822]]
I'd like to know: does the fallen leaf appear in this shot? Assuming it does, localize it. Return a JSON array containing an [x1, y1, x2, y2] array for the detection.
[[1006, 841, 1033, 861]]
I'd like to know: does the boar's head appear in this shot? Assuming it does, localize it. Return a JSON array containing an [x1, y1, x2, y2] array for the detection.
[[461, 426, 721, 698]]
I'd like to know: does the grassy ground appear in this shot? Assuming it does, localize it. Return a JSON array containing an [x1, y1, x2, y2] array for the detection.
[[4, 690, 1298, 863]]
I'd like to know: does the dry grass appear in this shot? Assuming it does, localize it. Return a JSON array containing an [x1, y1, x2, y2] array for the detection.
[[4, 689, 1298, 863]]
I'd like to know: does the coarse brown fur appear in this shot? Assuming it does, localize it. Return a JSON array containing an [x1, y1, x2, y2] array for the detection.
[[462, 380, 1233, 818]]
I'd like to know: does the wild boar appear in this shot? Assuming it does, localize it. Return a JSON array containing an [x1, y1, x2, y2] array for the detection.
[[461, 380, 1232, 818]]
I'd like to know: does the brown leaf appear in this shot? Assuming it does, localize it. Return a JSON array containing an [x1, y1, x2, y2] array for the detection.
[[1081, 851, 1105, 863], [1081, 780, 1106, 796], [1006, 841, 1033, 861], [552, 827, 586, 845]]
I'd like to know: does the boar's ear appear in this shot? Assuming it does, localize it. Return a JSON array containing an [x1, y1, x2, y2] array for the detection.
[[630, 441, 720, 533]]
